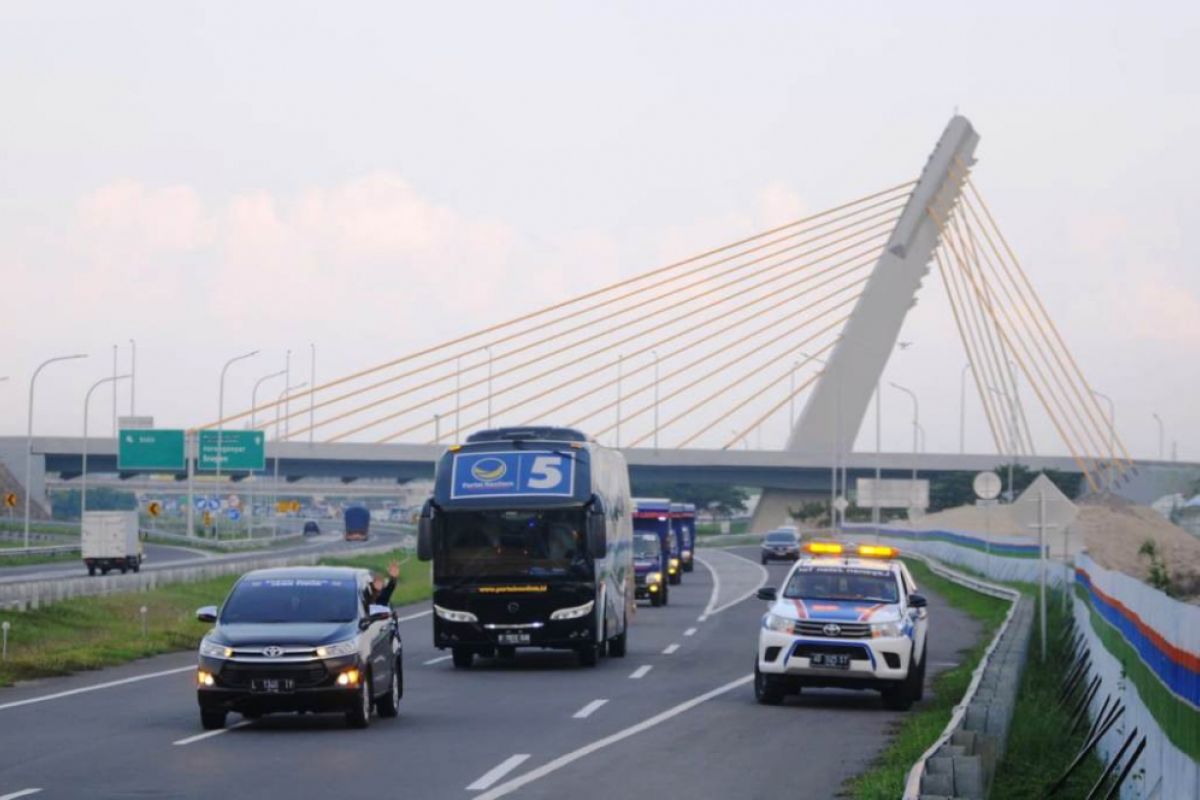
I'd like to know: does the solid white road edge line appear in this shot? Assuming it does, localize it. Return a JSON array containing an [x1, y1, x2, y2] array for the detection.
[[0, 789, 43, 800], [466, 754, 531, 791], [476, 674, 754, 800], [629, 665, 652, 679], [694, 552, 721, 622], [662, 644, 680, 655], [0, 665, 194, 712], [697, 549, 769, 618], [571, 699, 608, 719], [683, 627, 697, 637], [424, 655, 452, 665], [396, 609, 432, 622], [172, 720, 251, 746]]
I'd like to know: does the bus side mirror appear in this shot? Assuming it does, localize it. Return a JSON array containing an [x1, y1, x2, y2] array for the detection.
[[587, 512, 607, 560], [417, 499, 435, 562]]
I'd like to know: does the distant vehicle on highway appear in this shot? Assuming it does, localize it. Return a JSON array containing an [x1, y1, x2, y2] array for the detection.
[[194, 566, 402, 730], [343, 506, 370, 541], [302, 520, 321, 536], [671, 502, 697, 572], [633, 532, 668, 606], [760, 528, 801, 563], [418, 426, 633, 668], [754, 542, 928, 710], [633, 498, 681, 585], [82, 510, 142, 576]]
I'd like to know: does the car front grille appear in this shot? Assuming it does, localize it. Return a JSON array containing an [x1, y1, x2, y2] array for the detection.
[[795, 621, 871, 639], [219, 662, 330, 689]]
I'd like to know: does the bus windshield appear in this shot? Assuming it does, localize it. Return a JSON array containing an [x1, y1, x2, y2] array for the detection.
[[633, 535, 660, 559], [437, 508, 590, 580]]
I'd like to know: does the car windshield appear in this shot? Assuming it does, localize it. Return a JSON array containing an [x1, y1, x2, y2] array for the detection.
[[765, 532, 796, 543], [634, 535, 660, 559], [437, 508, 590, 580], [783, 568, 899, 603], [220, 577, 359, 623]]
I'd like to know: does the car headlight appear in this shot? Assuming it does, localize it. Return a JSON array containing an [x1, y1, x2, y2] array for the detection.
[[198, 639, 232, 659], [763, 613, 795, 634], [315, 639, 359, 658], [871, 621, 903, 638], [434, 604, 478, 623], [645, 571, 662, 584], [549, 600, 595, 621]]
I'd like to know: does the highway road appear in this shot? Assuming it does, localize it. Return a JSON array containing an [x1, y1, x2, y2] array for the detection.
[[0, 546, 982, 799], [0, 530, 409, 584]]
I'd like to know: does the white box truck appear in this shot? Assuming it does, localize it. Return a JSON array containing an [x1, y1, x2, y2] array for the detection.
[[81, 510, 143, 576]]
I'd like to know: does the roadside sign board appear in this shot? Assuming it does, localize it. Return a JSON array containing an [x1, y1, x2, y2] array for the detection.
[[856, 478, 929, 509], [973, 471, 1002, 500], [1011, 474, 1078, 531], [118, 429, 186, 471], [118, 415, 154, 430], [197, 430, 265, 472], [833, 496, 850, 513], [3, 492, 17, 508], [227, 508, 241, 521]]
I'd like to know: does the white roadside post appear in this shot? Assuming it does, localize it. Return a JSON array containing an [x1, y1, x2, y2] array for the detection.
[[1039, 489, 1047, 662], [82, 373, 131, 519], [1011, 474, 1078, 664]]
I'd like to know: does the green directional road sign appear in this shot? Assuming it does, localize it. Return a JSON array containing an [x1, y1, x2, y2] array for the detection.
[[198, 430, 266, 472], [118, 429, 186, 471]]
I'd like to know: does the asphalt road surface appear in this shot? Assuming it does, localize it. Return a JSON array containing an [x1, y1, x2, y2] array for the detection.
[[0, 546, 983, 799]]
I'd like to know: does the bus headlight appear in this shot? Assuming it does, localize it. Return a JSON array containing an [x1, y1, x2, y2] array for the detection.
[[668, 558, 680, 574], [871, 621, 903, 638], [646, 572, 662, 584], [434, 605, 479, 623], [550, 600, 595, 621]]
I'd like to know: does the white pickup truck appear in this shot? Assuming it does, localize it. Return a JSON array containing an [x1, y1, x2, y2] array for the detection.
[[82, 511, 143, 576]]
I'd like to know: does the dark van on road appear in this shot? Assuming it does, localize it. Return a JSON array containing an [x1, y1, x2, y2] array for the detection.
[[194, 566, 402, 730]]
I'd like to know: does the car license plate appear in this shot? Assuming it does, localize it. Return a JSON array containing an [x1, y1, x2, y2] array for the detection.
[[809, 653, 851, 669], [497, 632, 530, 645], [251, 678, 294, 693]]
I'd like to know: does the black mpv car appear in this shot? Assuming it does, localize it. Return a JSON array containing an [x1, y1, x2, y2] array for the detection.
[[195, 566, 402, 730]]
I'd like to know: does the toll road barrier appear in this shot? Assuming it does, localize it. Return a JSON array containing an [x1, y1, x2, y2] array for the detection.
[[0, 541, 400, 612]]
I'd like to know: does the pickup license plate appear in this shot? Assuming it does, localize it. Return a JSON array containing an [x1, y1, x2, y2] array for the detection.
[[497, 632, 530, 645], [251, 678, 294, 693], [809, 653, 851, 669]]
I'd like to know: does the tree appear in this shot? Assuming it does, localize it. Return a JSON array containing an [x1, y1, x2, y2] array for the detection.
[[51, 487, 138, 519], [926, 465, 1084, 512], [630, 482, 751, 518]]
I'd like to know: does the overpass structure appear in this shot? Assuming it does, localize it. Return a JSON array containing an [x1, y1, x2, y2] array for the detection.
[[5, 115, 1162, 532]]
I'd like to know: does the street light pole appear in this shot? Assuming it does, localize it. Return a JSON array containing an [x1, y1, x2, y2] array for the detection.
[[129, 339, 137, 416], [26, 354, 88, 546], [433, 413, 441, 444], [111, 344, 118, 436], [652, 350, 660, 451], [616, 354, 623, 448], [455, 355, 462, 440], [309, 343, 316, 446], [485, 347, 493, 428], [789, 362, 799, 430], [216, 350, 259, 535], [1152, 412, 1164, 460], [1092, 390, 1115, 491], [987, 385, 1019, 501], [273, 382, 305, 537], [82, 374, 130, 518], [890, 382, 920, 509], [959, 363, 971, 454], [249, 369, 286, 535]]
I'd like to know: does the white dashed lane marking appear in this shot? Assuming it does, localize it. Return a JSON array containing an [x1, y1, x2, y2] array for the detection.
[[571, 699, 608, 719], [466, 755, 531, 791], [629, 665, 653, 679]]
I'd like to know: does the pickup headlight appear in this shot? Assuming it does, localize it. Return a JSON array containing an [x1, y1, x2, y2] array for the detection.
[[871, 621, 903, 638], [549, 600, 595, 621], [315, 639, 359, 658], [645, 571, 662, 584], [763, 613, 795, 634], [199, 639, 232, 659], [434, 604, 478, 623]]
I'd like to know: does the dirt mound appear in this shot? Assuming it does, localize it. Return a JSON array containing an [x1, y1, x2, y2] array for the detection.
[[1074, 497, 1200, 602]]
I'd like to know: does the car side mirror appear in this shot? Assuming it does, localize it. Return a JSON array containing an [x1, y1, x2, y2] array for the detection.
[[361, 604, 393, 629], [417, 499, 435, 562], [196, 605, 218, 623], [908, 593, 927, 609], [757, 587, 777, 602]]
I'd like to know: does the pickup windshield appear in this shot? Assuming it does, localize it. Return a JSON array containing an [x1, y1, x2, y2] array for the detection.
[[220, 577, 359, 623], [437, 508, 590, 580], [783, 569, 899, 604]]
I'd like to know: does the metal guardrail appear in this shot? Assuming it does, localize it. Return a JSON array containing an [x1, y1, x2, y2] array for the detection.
[[899, 551, 1027, 800], [0, 544, 80, 557]]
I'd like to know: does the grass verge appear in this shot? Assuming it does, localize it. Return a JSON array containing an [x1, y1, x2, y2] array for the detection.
[[845, 558, 1008, 800], [0, 550, 430, 687], [0, 551, 80, 568]]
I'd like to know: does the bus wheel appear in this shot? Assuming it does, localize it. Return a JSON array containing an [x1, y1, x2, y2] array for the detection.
[[451, 648, 474, 669], [609, 613, 628, 657], [577, 642, 599, 668]]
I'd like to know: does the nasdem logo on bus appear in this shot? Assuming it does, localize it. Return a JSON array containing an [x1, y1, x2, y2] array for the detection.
[[471, 458, 508, 482]]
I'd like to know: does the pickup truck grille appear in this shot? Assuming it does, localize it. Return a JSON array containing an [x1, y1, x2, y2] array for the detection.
[[795, 621, 871, 639]]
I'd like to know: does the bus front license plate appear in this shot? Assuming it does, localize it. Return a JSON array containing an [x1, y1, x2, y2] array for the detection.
[[809, 653, 850, 669], [498, 633, 530, 645]]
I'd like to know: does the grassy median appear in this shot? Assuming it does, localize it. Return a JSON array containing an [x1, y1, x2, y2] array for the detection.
[[845, 559, 1009, 800], [0, 551, 430, 687]]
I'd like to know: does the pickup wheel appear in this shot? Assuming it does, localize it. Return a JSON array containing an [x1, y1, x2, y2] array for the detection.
[[200, 709, 227, 730], [451, 647, 474, 669], [914, 647, 927, 702], [881, 659, 920, 711], [754, 662, 785, 706], [346, 674, 372, 728], [761, 555, 769, 565]]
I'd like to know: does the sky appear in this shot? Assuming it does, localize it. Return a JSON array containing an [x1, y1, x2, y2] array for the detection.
[[1, 1, 1197, 461]]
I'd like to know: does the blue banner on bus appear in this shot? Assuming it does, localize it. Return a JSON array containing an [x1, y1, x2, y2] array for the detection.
[[449, 451, 576, 499]]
